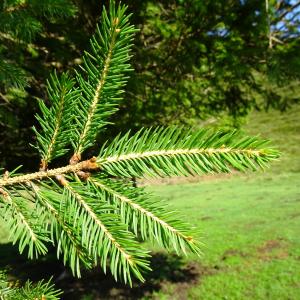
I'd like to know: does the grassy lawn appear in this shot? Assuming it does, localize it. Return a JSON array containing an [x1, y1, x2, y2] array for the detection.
[[147, 173, 300, 300], [0, 105, 299, 299]]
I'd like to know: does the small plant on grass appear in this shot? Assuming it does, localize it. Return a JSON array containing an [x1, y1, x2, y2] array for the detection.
[[0, 0, 279, 286]]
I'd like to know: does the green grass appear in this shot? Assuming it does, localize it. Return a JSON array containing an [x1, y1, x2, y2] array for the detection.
[[145, 105, 300, 300], [147, 173, 300, 300]]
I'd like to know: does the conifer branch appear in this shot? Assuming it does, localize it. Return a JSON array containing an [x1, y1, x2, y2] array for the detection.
[[2, 192, 37, 242], [0, 126, 278, 187], [0, 187, 48, 258], [71, 1, 136, 161], [0, 0, 281, 285], [90, 178, 202, 255], [0, 127, 279, 187], [97, 127, 280, 178], [31, 183, 93, 276], [0, 273, 62, 300], [61, 179, 150, 284], [66, 183, 135, 261], [0, 158, 99, 187], [72, 24, 117, 159], [33, 72, 79, 170]]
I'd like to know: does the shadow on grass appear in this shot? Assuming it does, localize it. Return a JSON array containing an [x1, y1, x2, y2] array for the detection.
[[0, 243, 208, 299]]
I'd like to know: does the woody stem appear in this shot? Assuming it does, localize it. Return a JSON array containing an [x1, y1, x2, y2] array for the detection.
[[0, 158, 99, 187]]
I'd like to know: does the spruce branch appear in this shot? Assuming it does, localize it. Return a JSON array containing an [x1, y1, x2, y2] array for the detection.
[[61, 179, 150, 284], [28, 0, 77, 18], [71, 1, 136, 161], [0, 57, 29, 89], [1, 0, 76, 42], [0, 187, 49, 259], [0, 0, 281, 285], [0, 127, 279, 187], [0, 124, 278, 281], [33, 72, 79, 170], [0, 273, 62, 300], [31, 183, 93, 276], [89, 178, 202, 255], [97, 127, 280, 178], [0, 157, 99, 187]]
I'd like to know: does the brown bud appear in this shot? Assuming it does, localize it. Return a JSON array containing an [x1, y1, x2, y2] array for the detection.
[[90, 156, 97, 163], [0, 188, 8, 197], [56, 175, 68, 186], [3, 171, 9, 180], [70, 153, 81, 165], [77, 171, 91, 181], [40, 160, 47, 171], [81, 158, 99, 171]]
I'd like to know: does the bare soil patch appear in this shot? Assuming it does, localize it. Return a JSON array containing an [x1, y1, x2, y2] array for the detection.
[[256, 239, 289, 261], [138, 173, 236, 186], [221, 249, 248, 261]]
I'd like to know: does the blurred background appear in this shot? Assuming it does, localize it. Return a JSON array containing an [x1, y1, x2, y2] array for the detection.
[[0, 0, 299, 299]]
